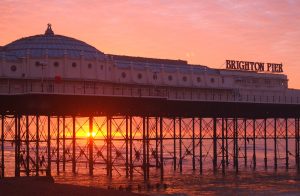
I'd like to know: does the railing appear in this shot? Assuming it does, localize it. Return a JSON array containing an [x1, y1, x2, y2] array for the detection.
[[1, 79, 300, 105]]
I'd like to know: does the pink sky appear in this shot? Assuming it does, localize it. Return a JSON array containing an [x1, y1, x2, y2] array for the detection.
[[1, 0, 300, 88]]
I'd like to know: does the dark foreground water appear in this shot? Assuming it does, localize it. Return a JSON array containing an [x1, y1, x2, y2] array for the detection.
[[52, 169, 300, 195]]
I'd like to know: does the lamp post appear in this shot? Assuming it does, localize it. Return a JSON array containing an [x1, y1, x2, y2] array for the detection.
[[36, 62, 47, 92]]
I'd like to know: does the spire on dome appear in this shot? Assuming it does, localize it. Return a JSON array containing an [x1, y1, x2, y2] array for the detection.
[[45, 23, 54, 36]]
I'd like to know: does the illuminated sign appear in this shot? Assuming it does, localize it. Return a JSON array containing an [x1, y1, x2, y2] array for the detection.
[[226, 60, 283, 73]]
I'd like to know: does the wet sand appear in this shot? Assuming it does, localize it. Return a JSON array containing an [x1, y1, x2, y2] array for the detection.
[[0, 176, 144, 196]]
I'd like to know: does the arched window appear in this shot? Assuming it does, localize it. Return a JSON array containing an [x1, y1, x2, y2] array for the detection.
[[121, 72, 126, 78], [211, 78, 215, 83], [88, 63, 92, 69], [182, 76, 187, 82], [35, 61, 40, 66], [168, 75, 173, 81], [72, 62, 77, 68], [54, 62, 59, 67], [100, 65, 104, 70], [10, 65, 17, 72], [137, 73, 142, 79], [153, 73, 158, 80], [197, 77, 201, 83]]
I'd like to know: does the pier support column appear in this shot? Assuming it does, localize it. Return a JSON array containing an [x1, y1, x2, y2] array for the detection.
[[173, 117, 176, 171], [72, 116, 76, 174], [129, 116, 133, 178], [274, 118, 277, 171], [253, 119, 256, 170], [142, 116, 146, 181], [179, 117, 182, 173], [160, 117, 164, 181], [146, 117, 150, 180], [192, 118, 195, 171], [221, 118, 225, 175], [62, 117, 66, 172], [225, 118, 229, 166], [155, 117, 159, 168], [35, 115, 39, 176], [199, 118, 203, 174], [285, 118, 289, 170], [295, 118, 300, 172], [89, 116, 94, 176], [47, 115, 51, 176], [1, 115, 4, 178], [264, 118, 267, 169], [125, 116, 129, 178], [15, 115, 20, 177], [235, 118, 239, 173], [25, 116, 30, 176], [56, 117, 60, 175], [213, 118, 217, 173], [244, 118, 247, 167]]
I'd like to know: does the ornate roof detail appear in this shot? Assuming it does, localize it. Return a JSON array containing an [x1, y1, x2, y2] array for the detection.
[[45, 23, 54, 36], [2, 26, 105, 60]]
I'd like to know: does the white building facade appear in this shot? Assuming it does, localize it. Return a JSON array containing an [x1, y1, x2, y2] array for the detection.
[[0, 25, 298, 104]]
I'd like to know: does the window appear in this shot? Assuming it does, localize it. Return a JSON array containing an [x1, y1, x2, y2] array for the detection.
[[137, 73, 142, 79], [54, 62, 59, 67], [211, 78, 215, 83], [153, 73, 158, 80], [10, 65, 17, 72], [182, 76, 187, 82], [100, 65, 104, 70], [121, 72, 126, 78], [35, 61, 40, 66], [72, 62, 77, 68], [168, 75, 173, 81], [88, 63, 92, 69], [197, 77, 201, 83]]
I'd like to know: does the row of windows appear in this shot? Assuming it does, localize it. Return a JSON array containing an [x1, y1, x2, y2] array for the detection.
[[120, 72, 216, 83], [9, 62, 105, 72], [35, 61, 105, 70]]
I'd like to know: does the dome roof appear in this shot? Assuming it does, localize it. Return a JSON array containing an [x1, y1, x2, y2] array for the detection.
[[1, 24, 105, 61]]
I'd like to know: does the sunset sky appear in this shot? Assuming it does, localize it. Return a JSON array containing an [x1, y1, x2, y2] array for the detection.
[[1, 0, 300, 88]]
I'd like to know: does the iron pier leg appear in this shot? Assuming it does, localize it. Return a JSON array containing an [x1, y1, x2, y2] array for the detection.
[[155, 117, 159, 168], [199, 118, 203, 174], [62, 117, 66, 172], [57, 117, 60, 175], [35, 115, 39, 176], [15, 115, 20, 177], [233, 119, 236, 169], [160, 117, 164, 181], [1, 115, 4, 178], [47, 115, 51, 176], [179, 117, 182, 173], [192, 118, 195, 171], [253, 119, 256, 170], [221, 118, 225, 175], [274, 118, 277, 171], [125, 116, 129, 178], [264, 118, 267, 169], [244, 119, 247, 167], [173, 117, 176, 171], [295, 118, 300, 172], [235, 118, 239, 173], [72, 116, 76, 174], [285, 118, 289, 170], [143, 116, 146, 181], [225, 118, 229, 166], [146, 117, 150, 180], [213, 118, 217, 174], [89, 116, 93, 176], [26, 116, 30, 176], [129, 116, 133, 178]]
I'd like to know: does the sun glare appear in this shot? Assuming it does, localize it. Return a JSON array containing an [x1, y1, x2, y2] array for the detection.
[[87, 131, 97, 138]]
